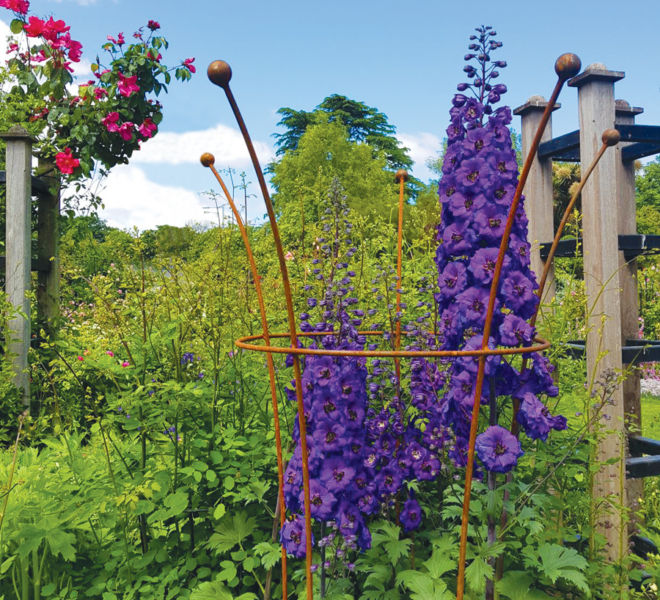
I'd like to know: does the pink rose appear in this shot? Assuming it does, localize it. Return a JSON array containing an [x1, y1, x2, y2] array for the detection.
[[118, 122, 134, 141], [183, 57, 196, 73], [138, 118, 157, 139], [106, 350, 114, 357], [117, 72, 139, 97], [121, 361, 130, 368], [55, 148, 80, 175], [0, 0, 30, 15], [102, 111, 120, 132]]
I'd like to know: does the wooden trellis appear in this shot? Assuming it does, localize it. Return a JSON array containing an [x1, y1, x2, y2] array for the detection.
[[1, 125, 60, 407], [515, 63, 660, 562]]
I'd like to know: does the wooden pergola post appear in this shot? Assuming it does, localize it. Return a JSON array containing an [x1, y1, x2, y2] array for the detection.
[[2, 126, 33, 407], [513, 96, 559, 308], [615, 99, 644, 525], [569, 64, 626, 563], [36, 158, 60, 331]]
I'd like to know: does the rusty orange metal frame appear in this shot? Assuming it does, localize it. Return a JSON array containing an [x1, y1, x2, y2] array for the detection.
[[205, 53, 583, 600]]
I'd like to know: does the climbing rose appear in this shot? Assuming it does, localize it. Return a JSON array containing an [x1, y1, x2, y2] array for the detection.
[[55, 148, 79, 174], [0, 0, 29, 14], [102, 111, 120, 132], [138, 118, 157, 139], [117, 72, 139, 97], [183, 57, 196, 73], [118, 122, 134, 141], [147, 20, 160, 30]]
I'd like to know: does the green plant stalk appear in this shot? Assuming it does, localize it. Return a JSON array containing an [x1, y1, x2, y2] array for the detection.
[[0, 411, 26, 548], [99, 419, 133, 580]]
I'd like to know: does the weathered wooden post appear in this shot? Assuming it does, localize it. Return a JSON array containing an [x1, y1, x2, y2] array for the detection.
[[569, 64, 626, 562], [615, 99, 644, 523], [2, 126, 32, 407], [513, 96, 558, 306], [36, 158, 60, 331]]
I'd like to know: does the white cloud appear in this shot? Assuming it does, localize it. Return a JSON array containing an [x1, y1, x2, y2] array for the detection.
[[397, 131, 443, 182], [97, 165, 213, 231], [0, 19, 10, 66], [133, 123, 274, 168]]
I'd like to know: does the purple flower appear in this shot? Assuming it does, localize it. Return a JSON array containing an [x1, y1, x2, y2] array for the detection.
[[475, 425, 523, 473], [400, 495, 422, 532]]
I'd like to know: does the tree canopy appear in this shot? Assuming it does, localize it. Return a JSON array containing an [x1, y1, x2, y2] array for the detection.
[[273, 94, 413, 171]]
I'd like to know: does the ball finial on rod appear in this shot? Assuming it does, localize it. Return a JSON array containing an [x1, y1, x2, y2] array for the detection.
[[395, 169, 409, 183], [200, 152, 215, 167], [602, 128, 621, 147], [554, 53, 581, 80], [207, 60, 232, 88]]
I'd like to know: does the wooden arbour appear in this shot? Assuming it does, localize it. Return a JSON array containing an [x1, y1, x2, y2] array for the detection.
[[1, 125, 60, 407], [515, 63, 660, 563]]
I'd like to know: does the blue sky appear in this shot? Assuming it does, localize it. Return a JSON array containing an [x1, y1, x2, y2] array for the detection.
[[3, 0, 660, 229]]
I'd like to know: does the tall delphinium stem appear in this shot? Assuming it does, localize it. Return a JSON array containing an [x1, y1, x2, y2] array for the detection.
[[201, 153, 289, 600], [437, 32, 581, 597], [486, 379, 497, 600]]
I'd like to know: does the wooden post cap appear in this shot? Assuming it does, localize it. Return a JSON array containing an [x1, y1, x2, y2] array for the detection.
[[394, 169, 408, 183], [207, 61, 232, 88]]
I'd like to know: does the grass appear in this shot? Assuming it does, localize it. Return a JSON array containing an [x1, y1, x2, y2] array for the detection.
[[643, 392, 660, 439]]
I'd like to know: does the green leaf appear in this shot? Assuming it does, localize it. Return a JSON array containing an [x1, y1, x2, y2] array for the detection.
[[465, 557, 492, 595], [10, 19, 23, 34], [208, 511, 256, 554], [217, 560, 237, 582], [213, 503, 226, 520], [190, 580, 233, 600], [523, 544, 590, 596], [164, 490, 189, 516], [383, 538, 412, 565], [254, 541, 281, 570], [396, 570, 451, 600], [497, 571, 553, 600]]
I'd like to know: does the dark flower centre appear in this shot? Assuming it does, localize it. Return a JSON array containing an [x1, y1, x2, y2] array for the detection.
[[497, 160, 506, 172], [334, 470, 345, 482], [451, 233, 463, 242], [467, 170, 479, 182], [326, 432, 336, 443], [495, 442, 506, 455], [494, 187, 505, 199], [446, 186, 456, 197], [475, 140, 484, 150], [324, 401, 336, 414]]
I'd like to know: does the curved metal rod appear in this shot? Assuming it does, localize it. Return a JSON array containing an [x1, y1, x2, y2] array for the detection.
[[394, 170, 408, 382], [201, 154, 288, 599], [456, 53, 581, 600], [207, 61, 314, 599], [234, 331, 551, 357]]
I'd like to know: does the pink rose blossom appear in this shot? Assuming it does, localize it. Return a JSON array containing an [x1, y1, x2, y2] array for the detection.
[[42, 17, 69, 42], [102, 111, 120, 132], [106, 350, 114, 357], [23, 15, 44, 37], [107, 32, 125, 45], [93, 87, 107, 100], [138, 118, 157, 139], [117, 72, 139, 97], [77, 355, 84, 361], [147, 19, 160, 30], [0, 0, 30, 15], [183, 57, 196, 73], [121, 361, 130, 368], [55, 148, 80, 175], [118, 122, 134, 141]]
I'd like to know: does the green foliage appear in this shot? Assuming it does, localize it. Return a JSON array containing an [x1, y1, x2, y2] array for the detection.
[[274, 94, 413, 170]]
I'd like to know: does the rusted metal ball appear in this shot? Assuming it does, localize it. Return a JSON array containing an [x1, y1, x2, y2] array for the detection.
[[554, 53, 581, 80], [200, 152, 215, 167], [602, 128, 621, 147], [207, 60, 232, 88], [395, 169, 409, 183]]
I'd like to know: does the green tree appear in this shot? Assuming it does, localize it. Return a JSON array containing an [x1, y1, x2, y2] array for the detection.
[[270, 119, 399, 255], [636, 157, 660, 234], [274, 94, 413, 171]]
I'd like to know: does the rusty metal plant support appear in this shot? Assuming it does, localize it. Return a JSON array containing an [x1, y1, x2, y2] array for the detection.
[[203, 53, 590, 600]]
